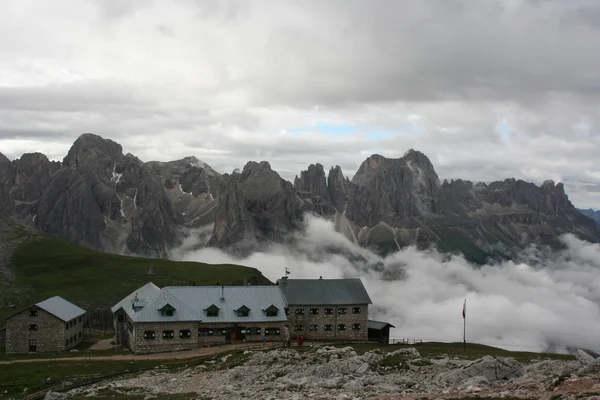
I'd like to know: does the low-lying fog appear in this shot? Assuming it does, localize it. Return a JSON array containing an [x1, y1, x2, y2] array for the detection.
[[173, 215, 600, 354]]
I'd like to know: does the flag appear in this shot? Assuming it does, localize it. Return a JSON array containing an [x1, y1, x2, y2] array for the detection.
[[462, 300, 466, 319]]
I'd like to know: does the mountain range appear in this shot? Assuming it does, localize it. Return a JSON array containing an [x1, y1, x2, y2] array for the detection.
[[1, 133, 598, 263]]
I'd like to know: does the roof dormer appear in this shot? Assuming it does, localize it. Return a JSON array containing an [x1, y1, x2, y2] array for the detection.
[[204, 304, 220, 317], [158, 303, 175, 317], [235, 305, 250, 317], [263, 305, 279, 317]]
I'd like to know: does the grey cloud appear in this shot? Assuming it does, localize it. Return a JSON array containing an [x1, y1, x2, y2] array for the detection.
[[1, 0, 600, 207]]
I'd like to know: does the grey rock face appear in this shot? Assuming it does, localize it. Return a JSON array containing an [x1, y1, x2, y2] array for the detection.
[[209, 161, 304, 250], [3, 134, 600, 262], [346, 150, 442, 228], [36, 168, 106, 249], [0, 152, 15, 215], [294, 163, 334, 215], [0, 134, 193, 257], [327, 165, 354, 213], [293, 150, 600, 262]]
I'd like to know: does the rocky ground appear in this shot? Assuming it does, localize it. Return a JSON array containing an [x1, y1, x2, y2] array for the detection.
[[49, 345, 600, 400]]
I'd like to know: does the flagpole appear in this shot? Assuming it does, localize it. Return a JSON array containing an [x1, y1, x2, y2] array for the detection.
[[463, 299, 466, 352]]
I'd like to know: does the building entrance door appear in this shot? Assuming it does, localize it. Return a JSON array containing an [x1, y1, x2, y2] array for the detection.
[[29, 339, 37, 352], [236, 326, 247, 341]]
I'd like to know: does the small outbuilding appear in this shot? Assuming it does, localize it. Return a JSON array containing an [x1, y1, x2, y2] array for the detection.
[[5, 296, 86, 354], [368, 320, 395, 344]]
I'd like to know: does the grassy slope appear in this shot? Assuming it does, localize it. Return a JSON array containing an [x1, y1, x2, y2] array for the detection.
[[0, 233, 270, 321]]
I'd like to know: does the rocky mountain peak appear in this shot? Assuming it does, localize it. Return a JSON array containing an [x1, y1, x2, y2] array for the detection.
[[63, 133, 124, 169], [351, 154, 388, 187], [0, 151, 10, 164], [294, 163, 332, 214]]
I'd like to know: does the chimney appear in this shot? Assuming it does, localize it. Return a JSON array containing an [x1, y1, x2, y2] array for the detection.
[[319, 276, 322, 280], [220, 285, 225, 301]]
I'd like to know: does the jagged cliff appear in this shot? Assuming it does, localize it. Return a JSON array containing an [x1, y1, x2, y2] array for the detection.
[[0, 134, 220, 257], [1, 135, 598, 262], [291, 150, 599, 261]]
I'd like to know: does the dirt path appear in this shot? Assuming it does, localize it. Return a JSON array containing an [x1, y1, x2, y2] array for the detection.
[[88, 338, 114, 350], [0, 342, 283, 365]]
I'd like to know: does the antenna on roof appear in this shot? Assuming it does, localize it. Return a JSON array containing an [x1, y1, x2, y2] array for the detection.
[[285, 267, 290, 277]]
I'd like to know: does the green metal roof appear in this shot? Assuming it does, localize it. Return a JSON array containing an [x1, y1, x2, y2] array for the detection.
[[279, 278, 372, 305]]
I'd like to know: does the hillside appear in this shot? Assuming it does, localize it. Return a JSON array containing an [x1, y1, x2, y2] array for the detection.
[[0, 221, 270, 323]]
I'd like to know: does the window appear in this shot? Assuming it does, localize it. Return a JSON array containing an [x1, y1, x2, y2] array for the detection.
[[248, 327, 261, 335], [69, 337, 73, 344], [117, 314, 124, 323], [352, 307, 361, 314], [294, 309, 304, 315], [309, 325, 319, 331], [324, 324, 333, 331], [144, 331, 156, 340], [65, 323, 68, 330], [179, 329, 191, 339], [162, 310, 174, 317], [162, 330, 174, 339], [74, 319, 77, 326], [79, 332, 82, 338], [324, 308, 334, 315], [337, 324, 346, 331], [352, 323, 361, 331], [236, 306, 250, 317], [29, 310, 38, 317], [198, 328, 213, 337], [78, 316, 82, 323], [338, 308, 347, 315], [265, 305, 279, 317], [309, 308, 319, 315], [28, 324, 38, 331], [285, 308, 290, 315], [294, 325, 304, 332], [265, 328, 280, 336], [65, 340, 69, 346], [205, 305, 220, 317]]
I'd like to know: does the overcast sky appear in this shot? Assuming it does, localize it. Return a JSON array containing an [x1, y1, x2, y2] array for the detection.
[[1, 0, 600, 207]]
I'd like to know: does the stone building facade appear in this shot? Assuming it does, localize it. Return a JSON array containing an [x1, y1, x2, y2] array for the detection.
[[112, 283, 288, 354], [4, 296, 86, 354], [287, 303, 369, 341], [279, 278, 372, 342]]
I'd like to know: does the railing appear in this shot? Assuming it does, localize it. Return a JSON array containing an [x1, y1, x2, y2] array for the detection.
[[85, 328, 114, 337], [390, 338, 424, 345]]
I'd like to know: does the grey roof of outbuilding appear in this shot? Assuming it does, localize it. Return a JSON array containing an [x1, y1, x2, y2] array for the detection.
[[112, 283, 289, 323], [279, 278, 372, 305], [35, 296, 86, 322], [368, 320, 395, 330]]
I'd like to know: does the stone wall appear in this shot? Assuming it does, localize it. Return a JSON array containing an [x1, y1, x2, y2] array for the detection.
[[287, 304, 368, 341], [0, 327, 5, 348], [63, 313, 85, 350], [6, 307, 69, 353], [132, 321, 201, 354], [129, 320, 288, 354]]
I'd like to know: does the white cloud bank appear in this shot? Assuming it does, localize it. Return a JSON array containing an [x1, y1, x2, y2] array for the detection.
[[174, 214, 600, 354]]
